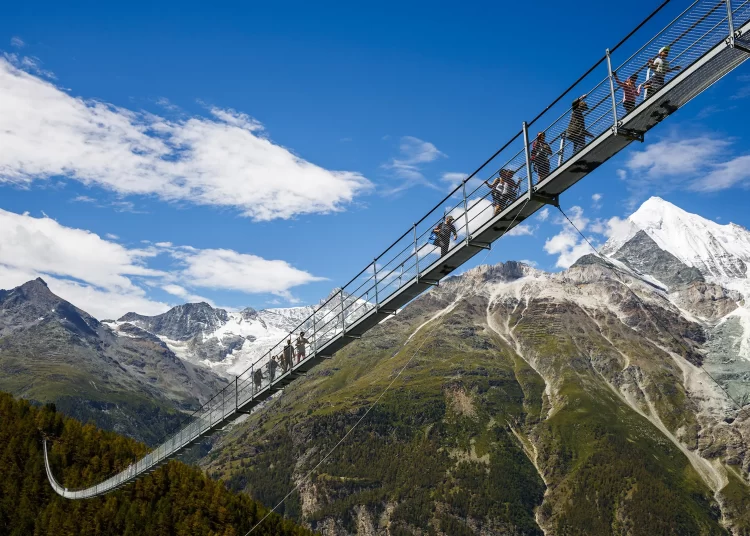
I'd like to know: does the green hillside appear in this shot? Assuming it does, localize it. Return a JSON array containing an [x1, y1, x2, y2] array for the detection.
[[0, 391, 314, 536], [204, 266, 750, 535]]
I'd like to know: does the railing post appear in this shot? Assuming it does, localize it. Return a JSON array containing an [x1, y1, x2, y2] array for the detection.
[[399, 263, 404, 288], [413, 223, 420, 276], [462, 180, 470, 244], [558, 132, 566, 168], [235, 376, 238, 410], [727, 0, 735, 40], [222, 385, 225, 420], [339, 290, 345, 334], [373, 260, 379, 309], [522, 121, 533, 196], [312, 313, 317, 354], [606, 48, 619, 133]]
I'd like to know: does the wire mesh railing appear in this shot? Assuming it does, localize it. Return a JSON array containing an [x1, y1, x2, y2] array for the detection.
[[46, 0, 750, 498]]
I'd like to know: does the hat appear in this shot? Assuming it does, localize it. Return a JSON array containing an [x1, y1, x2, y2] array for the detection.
[[659, 46, 670, 54], [446, 215, 455, 222]]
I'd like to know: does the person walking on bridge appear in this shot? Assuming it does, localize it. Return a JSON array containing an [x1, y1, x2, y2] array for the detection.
[[567, 96, 594, 156], [641, 46, 681, 97], [614, 72, 641, 115], [267, 355, 278, 382], [499, 168, 521, 209], [433, 215, 458, 257], [484, 177, 504, 216], [296, 331, 310, 364], [531, 132, 552, 182], [253, 367, 263, 392], [283, 338, 294, 370]]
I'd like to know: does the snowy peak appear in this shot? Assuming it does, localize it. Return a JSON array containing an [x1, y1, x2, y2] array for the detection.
[[604, 197, 750, 282], [119, 302, 229, 341]]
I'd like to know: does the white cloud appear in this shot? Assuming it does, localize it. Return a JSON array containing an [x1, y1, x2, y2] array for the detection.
[[382, 136, 445, 192], [518, 259, 538, 267], [172, 248, 326, 300], [0, 58, 371, 221], [0, 208, 162, 291], [0, 209, 326, 318], [105, 233, 120, 240], [544, 230, 595, 268], [161, 283, 214, 305], [4, 53, 55, 79], [543, 206, 597, 268], [505, 223, 535, 237], [689, 155, 750, 192], [441, 172, 466, 188], [626, 137, 730, 178], [10, 37, 25, 48], [536, 207, 550, 222], [623, 135, 750, 198], [0, 210, 169, 318]]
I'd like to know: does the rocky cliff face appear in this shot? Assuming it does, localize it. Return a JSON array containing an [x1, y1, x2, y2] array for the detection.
[[0, 279, 228, 444], [200, 200, 750, 535]]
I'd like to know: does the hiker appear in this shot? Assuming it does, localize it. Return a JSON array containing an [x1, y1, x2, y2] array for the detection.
[[484, 176, 504, 215], [283, 338, 294, 370], [499, 168, 522, 208], [253, 368, 263, 391], [567, 95, 594, 156], [433, 215, 458, 257], [530, 132, 552, 182], [641, 46, 681, 97], [296, 331, 310, 364], [614, 71, 641, 115], [267, 355, 278, 382], [278, 351, 288, 373]]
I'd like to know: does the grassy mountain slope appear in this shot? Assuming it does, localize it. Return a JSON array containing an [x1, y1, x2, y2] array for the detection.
[[0, 279, 228, 445], [204, 263, 750, 535]]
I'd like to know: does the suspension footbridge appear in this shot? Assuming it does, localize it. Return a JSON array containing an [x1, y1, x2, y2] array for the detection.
[[46, 0, 750, 499]]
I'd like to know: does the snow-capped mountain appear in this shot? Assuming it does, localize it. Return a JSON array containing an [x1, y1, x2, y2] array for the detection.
[[603, 196, 750, 292], [601, 196, 750, 402], [109, 289, 372, 377]]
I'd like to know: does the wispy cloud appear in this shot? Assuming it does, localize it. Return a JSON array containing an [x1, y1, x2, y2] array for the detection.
[[591, 193, 602, 209], [10, 37, 25, 49], [536, 207, 550, 222], [440, 172, 466, 189], [506, 223, 535, 237], [620, 135, 750, 207], [382, 136, 446, 193], [3, 53, 55, 79], [0, 57, 371, 221]]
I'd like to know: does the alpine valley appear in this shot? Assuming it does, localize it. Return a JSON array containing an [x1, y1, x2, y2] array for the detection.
[[3, 197, 750, 535]]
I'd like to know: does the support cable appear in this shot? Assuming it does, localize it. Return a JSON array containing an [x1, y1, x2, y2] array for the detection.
[[556, 204, 750, 419]]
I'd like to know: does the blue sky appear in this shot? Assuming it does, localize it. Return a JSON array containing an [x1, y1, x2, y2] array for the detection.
[[1, 0, 749, 319]]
